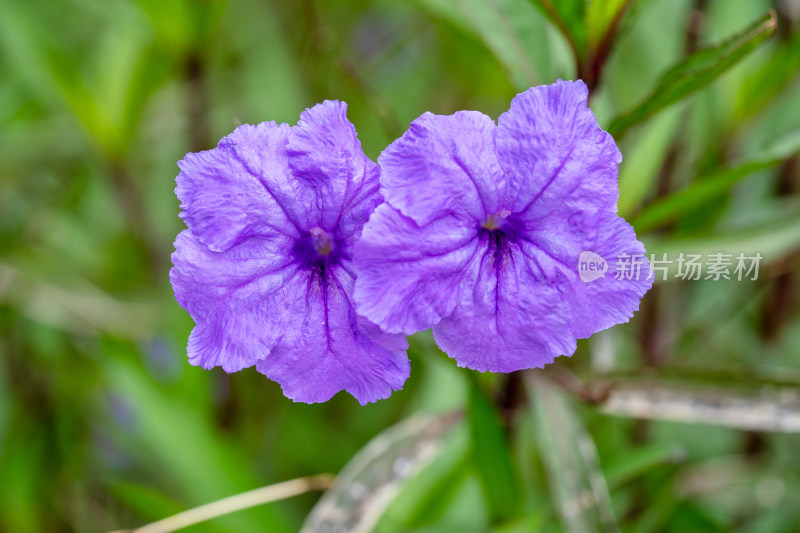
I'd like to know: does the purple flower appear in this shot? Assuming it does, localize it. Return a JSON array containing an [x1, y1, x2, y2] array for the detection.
[[354, 80, 652, 372], [170, 100, 409, 404]]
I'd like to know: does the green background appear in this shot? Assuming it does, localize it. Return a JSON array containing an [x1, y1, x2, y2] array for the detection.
[[1, 0, 799, 531]]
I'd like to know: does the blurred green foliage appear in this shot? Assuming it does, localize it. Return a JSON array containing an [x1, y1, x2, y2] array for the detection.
[[1, 0, 800, 532]]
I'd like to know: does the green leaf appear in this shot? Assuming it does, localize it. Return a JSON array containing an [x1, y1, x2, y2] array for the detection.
[[644, 205, 800, 279], [102, 355, 295, 532], [734, 32, 800, 122], [617, 106, 683, 217], [468, 380, 522, 523], [632, 159, 774, 234], [608, 10, 777, 138], [0, 0, 102, 139], [378, 427, 471, 529], [586, 0, 630, 52], [137, 0, 227, 57], [416, 0, 547, 89], [629, 478, 681, 533], [529, 0, 632, 88], [528, 0, 587, 61], [302, 413, 461, 533], [92, 32, 170, 158], [605, 444, 686, 489], [529, 375, 620, 533], [631, 129, 800, 232], [0, 434, 45, 531], [0, 1, 167, 158], [108, 480, 185, 525]]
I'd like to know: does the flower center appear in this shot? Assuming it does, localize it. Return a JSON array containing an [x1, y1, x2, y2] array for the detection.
[[292, 227, 342, 272], [310, 227, 334, 256], [481, 209, 511, 231]]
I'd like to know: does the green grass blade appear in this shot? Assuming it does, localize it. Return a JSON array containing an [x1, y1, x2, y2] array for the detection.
[[468, 380, 522, 524], [631, 130, 800, 233], [632, 159, 777, 234], [301, 412, 461, 533], [644, 206, 800, 279], [528, 0, 587, 61], [608, 10, 777, 138], [586, 0, 630, 53], [529, 375, 619, 533]]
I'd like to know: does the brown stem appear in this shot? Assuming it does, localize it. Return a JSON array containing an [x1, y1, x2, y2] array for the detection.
[[760, 156, 799, 340], [582, 0, 633, 94], [637, 139, 682, 366], [685, 0, 709, 55], [495, 370, 525, 433]]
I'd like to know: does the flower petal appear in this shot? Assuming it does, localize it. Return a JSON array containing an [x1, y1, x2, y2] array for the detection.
[[176, 122, 309, 252], [432, 243, 576, 372], [257, 270, 409, 405], [286, 100, 380, 232], [353, 204, 481, 335], [519, 209, 653, 339], [378, 111, 505, 225], [496, 79, 621, 217], [169, 230, 298, 372]]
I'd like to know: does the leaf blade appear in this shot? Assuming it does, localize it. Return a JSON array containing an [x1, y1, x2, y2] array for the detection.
[[643, 205, 800, 279], [529, 375, 619, 533], [632, 160, 775, 234], [528, 0, 587, 61], [301, 412, 461, 533], [608, 10, 777, 138], [468, 380, 522, 524]]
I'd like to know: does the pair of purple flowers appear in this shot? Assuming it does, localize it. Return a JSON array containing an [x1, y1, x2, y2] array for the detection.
[[170, 80, 652, 405]]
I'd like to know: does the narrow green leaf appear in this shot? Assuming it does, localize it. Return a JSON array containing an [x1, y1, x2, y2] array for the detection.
[[108, 480, 185, 525], [629, 479, 681, 533], [103, 356, 294, 532], [608, 10, 777, 138], [137, 0, 227, 56], [302, 413, 461, 533], [632, 159, 776, 233], [734, 32, 800, 122], [0, 0, 102, 140], [0, 1, 165, 158], [528, 0, 587, 61], [468, 380, 522, 523], [617, 106, 682, 217], [379, 430, 471, 529], [0, 435, 44, 531], [605, 444, 686, 489], [94, 28, 169, 157], [529, 375, 619, 533], [586, 0, 630, 52], [643, 206, 800, 279]]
